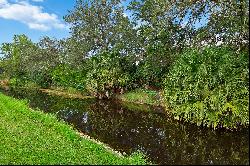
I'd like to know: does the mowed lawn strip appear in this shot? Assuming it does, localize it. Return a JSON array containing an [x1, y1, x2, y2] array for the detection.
[[0, 93, 148, 165]]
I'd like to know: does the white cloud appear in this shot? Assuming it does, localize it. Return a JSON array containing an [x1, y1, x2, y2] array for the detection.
[[0, 0, 66, 31], [28, 22, 49, 31], [123, 12, 128, 18], [0, 0, 7, 6]]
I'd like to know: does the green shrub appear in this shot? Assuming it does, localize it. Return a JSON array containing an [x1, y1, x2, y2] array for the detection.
[[164, 47, 249, 129], [85, 52, 130, 98], [133, 50, 171, 89], [51, 64, 86, 91], [8, 78, 19, 87]]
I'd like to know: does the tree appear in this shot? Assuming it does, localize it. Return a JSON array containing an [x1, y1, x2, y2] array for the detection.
[[129, 0, 249, 51], [0, 35, 38, 84], [128, 0, 189, 87], [64, 0, 137, 57], [201, 0, 248, 51], [175, 0, 249, 51]]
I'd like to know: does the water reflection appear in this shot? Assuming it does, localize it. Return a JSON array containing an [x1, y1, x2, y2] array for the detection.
[[1, 88, 249, 165]]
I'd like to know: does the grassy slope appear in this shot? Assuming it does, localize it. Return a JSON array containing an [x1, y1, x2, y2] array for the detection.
[[40, 88, 94, 100], [0, 93, 148, 165], [117, 89, 164, 106]]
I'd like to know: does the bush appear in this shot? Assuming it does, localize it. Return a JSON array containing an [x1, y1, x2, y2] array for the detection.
[[133, 47, 172, 89], [85, 52, 130, 98], [164, 47, 249, 129], [51, 64, 86, 91]]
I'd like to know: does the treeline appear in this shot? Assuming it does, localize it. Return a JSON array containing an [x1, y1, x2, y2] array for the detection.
[[0, 0, 249, 129]]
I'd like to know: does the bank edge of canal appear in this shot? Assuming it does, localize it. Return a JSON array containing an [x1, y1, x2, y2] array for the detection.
[[0, 92, 149, 165]]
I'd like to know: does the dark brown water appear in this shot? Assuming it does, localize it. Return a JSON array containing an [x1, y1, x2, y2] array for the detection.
[[1, 87, 249, 165]]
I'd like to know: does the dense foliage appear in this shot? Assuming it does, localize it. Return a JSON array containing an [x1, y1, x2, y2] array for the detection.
[[85, 52, 130, 98], [0, 0, 249, 129], [164, 47, 249, 129], [51, 64, 86, 91]]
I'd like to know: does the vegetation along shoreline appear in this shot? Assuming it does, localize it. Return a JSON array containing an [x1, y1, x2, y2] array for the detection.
[[0, 0, 248, 132]]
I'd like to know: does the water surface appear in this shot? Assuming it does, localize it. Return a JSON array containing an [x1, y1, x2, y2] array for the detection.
[[1, 88, 249, 165]]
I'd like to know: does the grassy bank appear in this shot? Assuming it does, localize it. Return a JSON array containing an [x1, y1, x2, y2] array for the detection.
[[0, 80, 94, 100], [0, 93, 148, 165], [40, 87, 94, 100], [117, 89, 164, 107]]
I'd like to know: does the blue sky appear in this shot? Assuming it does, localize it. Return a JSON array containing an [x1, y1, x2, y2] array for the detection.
[[0, 0, 207, 45], [0, 0, 76, 44], [0, 0, 134, 44]]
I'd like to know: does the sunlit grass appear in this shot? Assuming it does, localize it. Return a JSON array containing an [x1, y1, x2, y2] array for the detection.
[[117, 89, 164, 106], [40, 87, 94, 100], [0, 93, 149, 165]]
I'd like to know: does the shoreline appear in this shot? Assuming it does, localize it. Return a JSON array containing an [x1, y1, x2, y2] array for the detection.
[[0, 82, 164, 107], [0, 92, 148, 165]]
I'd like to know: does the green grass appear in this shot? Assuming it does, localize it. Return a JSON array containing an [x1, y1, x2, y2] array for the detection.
[[0, 93, 149, 165], [40, 87, 94, 100], [117, 89, 163, 106]]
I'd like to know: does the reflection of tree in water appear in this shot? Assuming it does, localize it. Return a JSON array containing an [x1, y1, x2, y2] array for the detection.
[[56, 107, 79, 121], [2, 88, 249, 165], [56, 108, 92, 134], [83, 100, 249, 165], [82, 112, 89, 124]]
